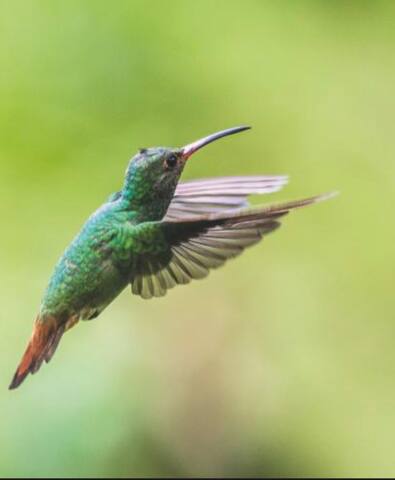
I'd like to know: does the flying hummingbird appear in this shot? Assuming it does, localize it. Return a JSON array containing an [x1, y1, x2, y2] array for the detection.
[[10, 126, 335, 390]]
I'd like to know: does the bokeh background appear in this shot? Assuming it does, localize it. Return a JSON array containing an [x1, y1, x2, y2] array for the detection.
[[0, 0, 394, 477]]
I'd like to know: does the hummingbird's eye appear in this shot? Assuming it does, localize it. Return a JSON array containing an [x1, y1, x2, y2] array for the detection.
[[165, 154, 178, 169]]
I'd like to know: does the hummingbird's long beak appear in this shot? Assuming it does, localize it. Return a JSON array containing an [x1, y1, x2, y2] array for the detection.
[[181, 126, 251, 160]]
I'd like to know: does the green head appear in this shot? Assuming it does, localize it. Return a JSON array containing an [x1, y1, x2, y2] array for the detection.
[[121, 126, 251, 220]]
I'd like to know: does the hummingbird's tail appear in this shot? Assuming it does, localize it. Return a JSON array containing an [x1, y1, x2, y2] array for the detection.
[[9, 315, 66, 390]]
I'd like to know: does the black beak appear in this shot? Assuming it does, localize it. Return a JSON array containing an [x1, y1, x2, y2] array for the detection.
[[181, 126, 251, 160]]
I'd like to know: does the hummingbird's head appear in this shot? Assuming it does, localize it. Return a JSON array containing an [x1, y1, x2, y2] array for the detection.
[[122, 126, 251, 220]]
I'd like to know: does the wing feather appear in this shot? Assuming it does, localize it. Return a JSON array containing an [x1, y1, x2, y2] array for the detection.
[[129, 193, 333, 299], [165, 175, 288, 220]]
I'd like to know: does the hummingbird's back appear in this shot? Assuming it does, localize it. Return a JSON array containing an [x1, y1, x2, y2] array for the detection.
[[40, 202, 131, 321]]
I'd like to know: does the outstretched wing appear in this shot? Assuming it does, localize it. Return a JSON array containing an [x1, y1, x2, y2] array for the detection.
[[130, 193, 332, 299], [164, 175, 288, 220]]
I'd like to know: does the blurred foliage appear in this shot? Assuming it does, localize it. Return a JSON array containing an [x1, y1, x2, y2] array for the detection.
[[0, 0, 394, 477]]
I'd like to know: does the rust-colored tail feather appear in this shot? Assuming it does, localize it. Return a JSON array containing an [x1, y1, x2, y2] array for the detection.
[[9, 316, 65, 390]]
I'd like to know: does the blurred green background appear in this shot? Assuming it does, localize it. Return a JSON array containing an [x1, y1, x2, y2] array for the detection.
[[0, 0, 394, 477]]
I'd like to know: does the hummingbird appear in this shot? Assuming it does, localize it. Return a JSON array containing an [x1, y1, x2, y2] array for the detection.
[[9, 126, 335, 390]]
